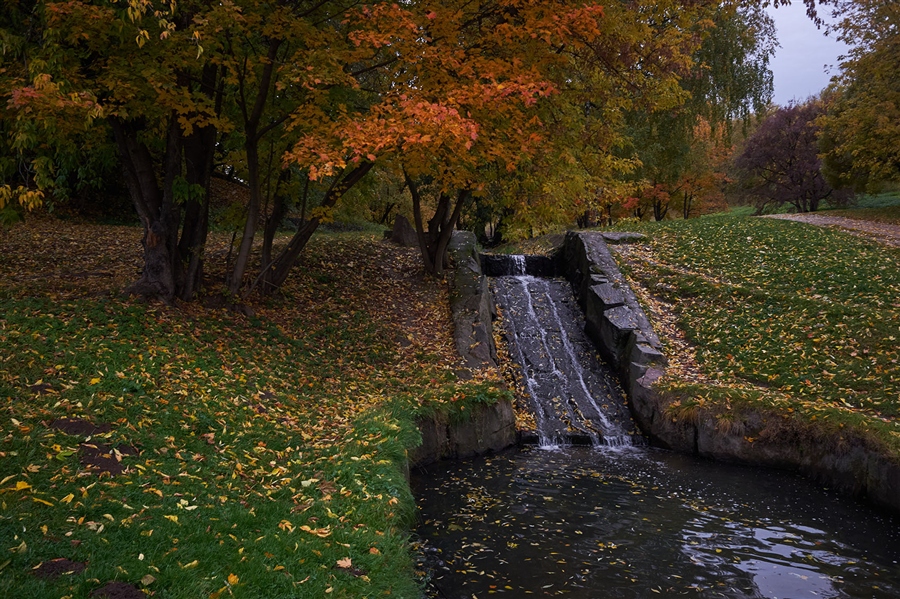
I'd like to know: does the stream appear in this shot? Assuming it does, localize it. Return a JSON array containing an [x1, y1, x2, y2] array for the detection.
[[412, 267, 900, 598]]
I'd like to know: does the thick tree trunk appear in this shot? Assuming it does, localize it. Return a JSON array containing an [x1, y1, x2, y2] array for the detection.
[[110, 62, 220, 303], [404, 174, 470, 277], [110, 116, 180, 302]]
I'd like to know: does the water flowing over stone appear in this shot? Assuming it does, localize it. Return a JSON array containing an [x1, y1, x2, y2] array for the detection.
[[490, 264, 640, 447]]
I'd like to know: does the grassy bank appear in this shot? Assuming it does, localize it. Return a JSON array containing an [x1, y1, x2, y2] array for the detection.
[[0, 220, 508, 598], [609, 214, 900, 458], [822, 190, 900, 224]]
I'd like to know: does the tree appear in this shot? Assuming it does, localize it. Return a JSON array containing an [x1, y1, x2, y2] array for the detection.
[[6, 0, 395, 299], [734, 100, 852, 213], [817, 0, 900, 190], [614, 3, 775, 222]]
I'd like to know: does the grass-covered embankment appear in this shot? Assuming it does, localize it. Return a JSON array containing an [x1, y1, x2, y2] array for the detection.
[[611, 214, 900, 460], [0, 220, 508, 598]]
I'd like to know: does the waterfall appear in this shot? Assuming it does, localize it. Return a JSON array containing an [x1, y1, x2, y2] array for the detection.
[[510, 254, 527, 276], [491, 271, 640, 448]]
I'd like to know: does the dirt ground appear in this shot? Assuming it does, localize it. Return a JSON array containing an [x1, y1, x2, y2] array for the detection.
[[763, 213, 900, 248]]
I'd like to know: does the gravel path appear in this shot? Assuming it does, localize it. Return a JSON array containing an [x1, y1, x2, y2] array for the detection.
[[763, 213, 900, 248]]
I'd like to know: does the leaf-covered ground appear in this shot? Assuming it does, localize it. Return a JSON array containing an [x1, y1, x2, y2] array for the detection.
[[0, 218, 508, 598], [611, 215, 900, 457]]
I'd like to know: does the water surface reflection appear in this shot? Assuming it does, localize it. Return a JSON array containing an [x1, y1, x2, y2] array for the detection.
[[412, 446, 900, 598]]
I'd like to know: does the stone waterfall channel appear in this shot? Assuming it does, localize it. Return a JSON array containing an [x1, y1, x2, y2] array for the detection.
[[490, 259, 641, 447]]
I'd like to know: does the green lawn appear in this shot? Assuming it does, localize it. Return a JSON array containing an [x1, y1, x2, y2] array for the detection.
[[821, 190, 900, 224], [611, 215, 900, 454], [0, 221, 508, 598]]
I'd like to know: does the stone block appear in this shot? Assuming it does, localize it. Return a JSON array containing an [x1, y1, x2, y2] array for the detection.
[[590, 282, 626, 309], [598, 305, 639, 368], [389, 215, 419, 247], [628, 340, 667, 368], [448, 231, 497, 367], [601, 232, 646, 244]]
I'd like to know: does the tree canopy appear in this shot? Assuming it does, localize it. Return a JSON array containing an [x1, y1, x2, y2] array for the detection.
[[734, 100, 853, 213], [2, 0, 792, 296], [818, 0, 900, 190]]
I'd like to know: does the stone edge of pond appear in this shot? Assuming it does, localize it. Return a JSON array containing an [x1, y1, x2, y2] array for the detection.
[[564, 230, 900, 514]]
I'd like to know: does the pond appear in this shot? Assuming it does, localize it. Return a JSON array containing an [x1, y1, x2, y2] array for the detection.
[[413, 446, 900, 598]]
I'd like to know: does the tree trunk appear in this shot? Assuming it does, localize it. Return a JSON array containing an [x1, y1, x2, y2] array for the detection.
[[228, 40, 282, 296], [260, 169, 292, 280], [176, 64, 220, 301], [653, 197, 668, 221], [404, 174, 470, 276], [228, 124, 262, 295], [682, 190, 693, 220], [110, 116, 181, 302], [258, 161, 373, 294]]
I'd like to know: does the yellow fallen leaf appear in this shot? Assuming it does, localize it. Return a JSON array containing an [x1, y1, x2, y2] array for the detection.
[[89, 377, 101, 385], [141, 574, 156, 586], [60, 493, 75, 504], [182, 560, 199, 569], [369, 547, 380, 555], [227, 573, 239, 585], [14, 481, 32, 491], [163, 515, 179, 524], [298, 525, 331, 538], [32, 497, 54, 507]]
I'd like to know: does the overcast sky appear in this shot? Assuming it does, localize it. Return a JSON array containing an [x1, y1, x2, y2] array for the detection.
[[767, 2, 849, 106]]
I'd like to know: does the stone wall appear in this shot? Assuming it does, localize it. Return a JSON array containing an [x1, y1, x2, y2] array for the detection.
[[563, 231, 900, 513], [410, 399, 518, 466], [410, 231, 517, 467], [447, 231, 498, 368], [562, 231, 666, 390]]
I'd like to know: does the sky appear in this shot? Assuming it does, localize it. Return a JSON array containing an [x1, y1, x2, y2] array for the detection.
[[766, 2, 850, 106]]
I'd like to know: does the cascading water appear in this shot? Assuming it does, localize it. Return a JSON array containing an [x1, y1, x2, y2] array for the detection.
[[489, 256, 639, 447], [510, 254, 527, 276]]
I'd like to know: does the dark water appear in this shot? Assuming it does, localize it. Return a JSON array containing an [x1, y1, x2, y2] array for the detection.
[[413, 446, 900, 598]]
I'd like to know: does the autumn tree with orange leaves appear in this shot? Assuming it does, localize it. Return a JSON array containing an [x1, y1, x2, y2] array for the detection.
[[3, 0, 787, 295]]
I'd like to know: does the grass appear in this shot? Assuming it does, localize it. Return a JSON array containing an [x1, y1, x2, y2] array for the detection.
[[0, 219, 509, 598], [820, 190, 900, 225], [606, 214, 900, 456]]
